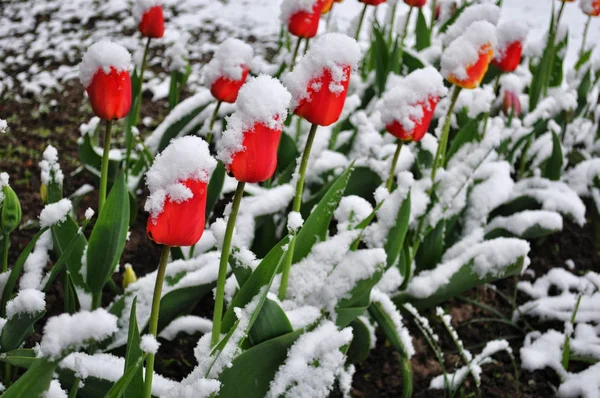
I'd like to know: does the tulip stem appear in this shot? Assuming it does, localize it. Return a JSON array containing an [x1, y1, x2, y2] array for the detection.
[[580, 15, 591, 58], [388, 1, 398, 44], [431, 86, 461, 183], [99, 119, 113, 212], [355, 3, 368, 41], [134, 37, 152, 126], [211, 181, 246, 347], [278, 123, 318, 301], [206, 100, 222, 144], [143, 244, 170, 398], [386, 141, 403, 191], [290, 36, 302, 72], [2, 233, 9, 273]]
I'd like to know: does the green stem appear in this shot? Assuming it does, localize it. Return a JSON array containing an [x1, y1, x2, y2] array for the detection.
[[493, 73, 501, 94], [580, 15, 592, 58], [431, 86, 461, 182], [143, 245, 170, 398], [91, 292, 101, 310], [400, 354, 413, 398], [4, 363, 12, 387], [211, 181, 246, 346], [386, 141, 403, 191], [290, 36, 302, 72], [134, 37, 152, 126], [2, 233, 9, 273], [278, 123, 318, 300], [98, 119, 113, 212], [304, 37, 311, 53], [206, 100, 222, 145], [68, 378, 81, 398], [355, 3, 369, 41], [388, 1, 398, 44]]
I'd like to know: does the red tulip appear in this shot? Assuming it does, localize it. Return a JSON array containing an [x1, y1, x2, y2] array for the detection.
[[441, 21, 496, 89], [581, 0, 600, 16], [404, 0, 426, 7], [138, 5, 164, 38], [145, 136, 217, 247], [210, 65, 250, 103], [79, 41, 132, 121], [503, 90, 521, 117], [283, 0, 326, 38], [386, 97, 439, 142], [294, 66, 351, 126], [360, 0, 386, 5], [218, 75, 291, 183], [492, 41, 523, 72], [147, 179, 208, 246]]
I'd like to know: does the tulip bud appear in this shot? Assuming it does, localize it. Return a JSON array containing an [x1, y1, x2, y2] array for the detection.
[[145, 136, 217, 247], [1, 184, 22, 235], [381, 67, 448, 142], [503, 90, 521, 118], [281, 0, 327, 38], [441, 21, 496, 89], [40, 183, 48, 204], [122, 264, 137, 288], [283, 33, 361, 126], [581, 0, 600, 16], [492, 21, 528, 73], [404, 0, 427, 7], [134, 0, 165, 39], [79, 41, 132, 121], [205, 39, 253, 104], [359, 0, 387, 5], [217, 75, 291, 183]]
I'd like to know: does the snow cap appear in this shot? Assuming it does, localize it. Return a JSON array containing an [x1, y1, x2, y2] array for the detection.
[[79, 41, 132, 88], [442, 3, 500, 46], [283, 32, 361, 109], [133, 0, 161, 22], [204, 38, 253, 87], [280, 0, 321, 24], [39, 199, 73, 228], [441, 21, 497, 82], [380, 67, 448, 131], [217, 74, 291, 166], [145, 136, 217, 221], [495, 20, 528, 55]]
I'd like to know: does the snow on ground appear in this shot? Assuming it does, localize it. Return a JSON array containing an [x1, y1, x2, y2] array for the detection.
[[0, 0, 597, 99]]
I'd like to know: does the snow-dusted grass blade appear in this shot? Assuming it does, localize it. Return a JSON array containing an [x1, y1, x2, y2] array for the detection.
[[106, 355, 146, 398], [346, 318, 373, 363]]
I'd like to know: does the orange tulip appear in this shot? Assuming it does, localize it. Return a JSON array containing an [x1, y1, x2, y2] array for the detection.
[[581, 0, 600, 16]]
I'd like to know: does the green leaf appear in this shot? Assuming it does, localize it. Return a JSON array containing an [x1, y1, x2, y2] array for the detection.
[[346, 318, 372, 363], [248, 298, 293, 347], [86, 172, 130, 299], [0, 309, 45, 352], [1, 228, 48, 314], [251, 215, 278, 259], [0, 348, 36, 368], [415, 8, 431, 51], [206, 161, 226, 218], [123, 297, 144, 398], [385, 192, 411, 270], [544, 131, 563, 181], [78, 134, 120, 183], [106, 356, 145, 398], [529, 11, 555, 110], [344, 166, 382, 204], [373, 24, 390, 96], [217, 330, 302, 398], [415, 220, 446, 272], [336, 264, 384, 328], [229, 248, 253, 288], [1, 358, 57, 398], [445, 118, 479, 164], [156, 97, 212, 153], [158, 283, 214, 331], [575, 49, 593, 71], [394, 256, 526, 309], [438, 2, 470, 33], [369, 300, 410, 356], [548, 34, 568, 88], [489, 196, 541, 219]]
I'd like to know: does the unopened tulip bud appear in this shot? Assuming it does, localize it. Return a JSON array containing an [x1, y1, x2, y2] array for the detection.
[[281, 0, 327, 38], [404, 0, 426, 7], [134, 0, 165, 38], [492, 22, 528, 73], [1, 184, 22, 235], [123, 264, 137, 288], [205, 39, 253, 104], [503, 90, 521, 117]]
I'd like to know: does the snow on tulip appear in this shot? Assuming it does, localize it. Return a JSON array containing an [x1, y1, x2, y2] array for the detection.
[[492, 21, 528, 73], [79, 41, 132, 121], [205, 38, 254, 104], [281, 0, 326, 39], [441, 21, 497, 89], [134, 0, 165, 38], [284, 32, 361, 127], [442, 3, 500, 47], [145, 136, 216, 246], [217, 75, 291, 183], [581, 0, 600, 16]]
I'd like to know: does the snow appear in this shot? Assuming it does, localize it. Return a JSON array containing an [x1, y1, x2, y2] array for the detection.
[[159, 316, 212, 340], [140, 334, 160, 354], [39, 198, 73, 228], [84, 208, 95, 220], [0, 173, 9, 205], [39, 145, 64, 186], [39, 309, 118, 360], [334, 195, 373, 231], [494, 20, 528, 59], [0, 119, 7, 134], [5, 289, 46, 319], [441, 21, 497, 82], [283, 32, 361, 110], [485, 210, 563, 237], [581, 0, 600, 16], [78, 41, 131, 88], [280, 0, 320, 24], [266, 321, 353, 398], [217, 74, 291, 166], [43, 380, 67, 398], [20, 230, 53, 290], [287, 211, 304, 233], [380, 67, 448, 132], [204, 38, 253, 87], [145, 135, 217, 221], [133, 0, 161, 23], [442, 4, 500, 46], [370, 289, 415, 357]]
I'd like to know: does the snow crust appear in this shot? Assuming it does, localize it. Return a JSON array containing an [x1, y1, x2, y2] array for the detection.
[[79, 41, 131, 88], [39, 199, 73, 228], [442, 4, 500, 46], [494, 20, 528, 58], [39, 145, 64, 186], [5, 289, 46, 319], [159, 316, 212, 340], [204, 38, 253, 87]]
